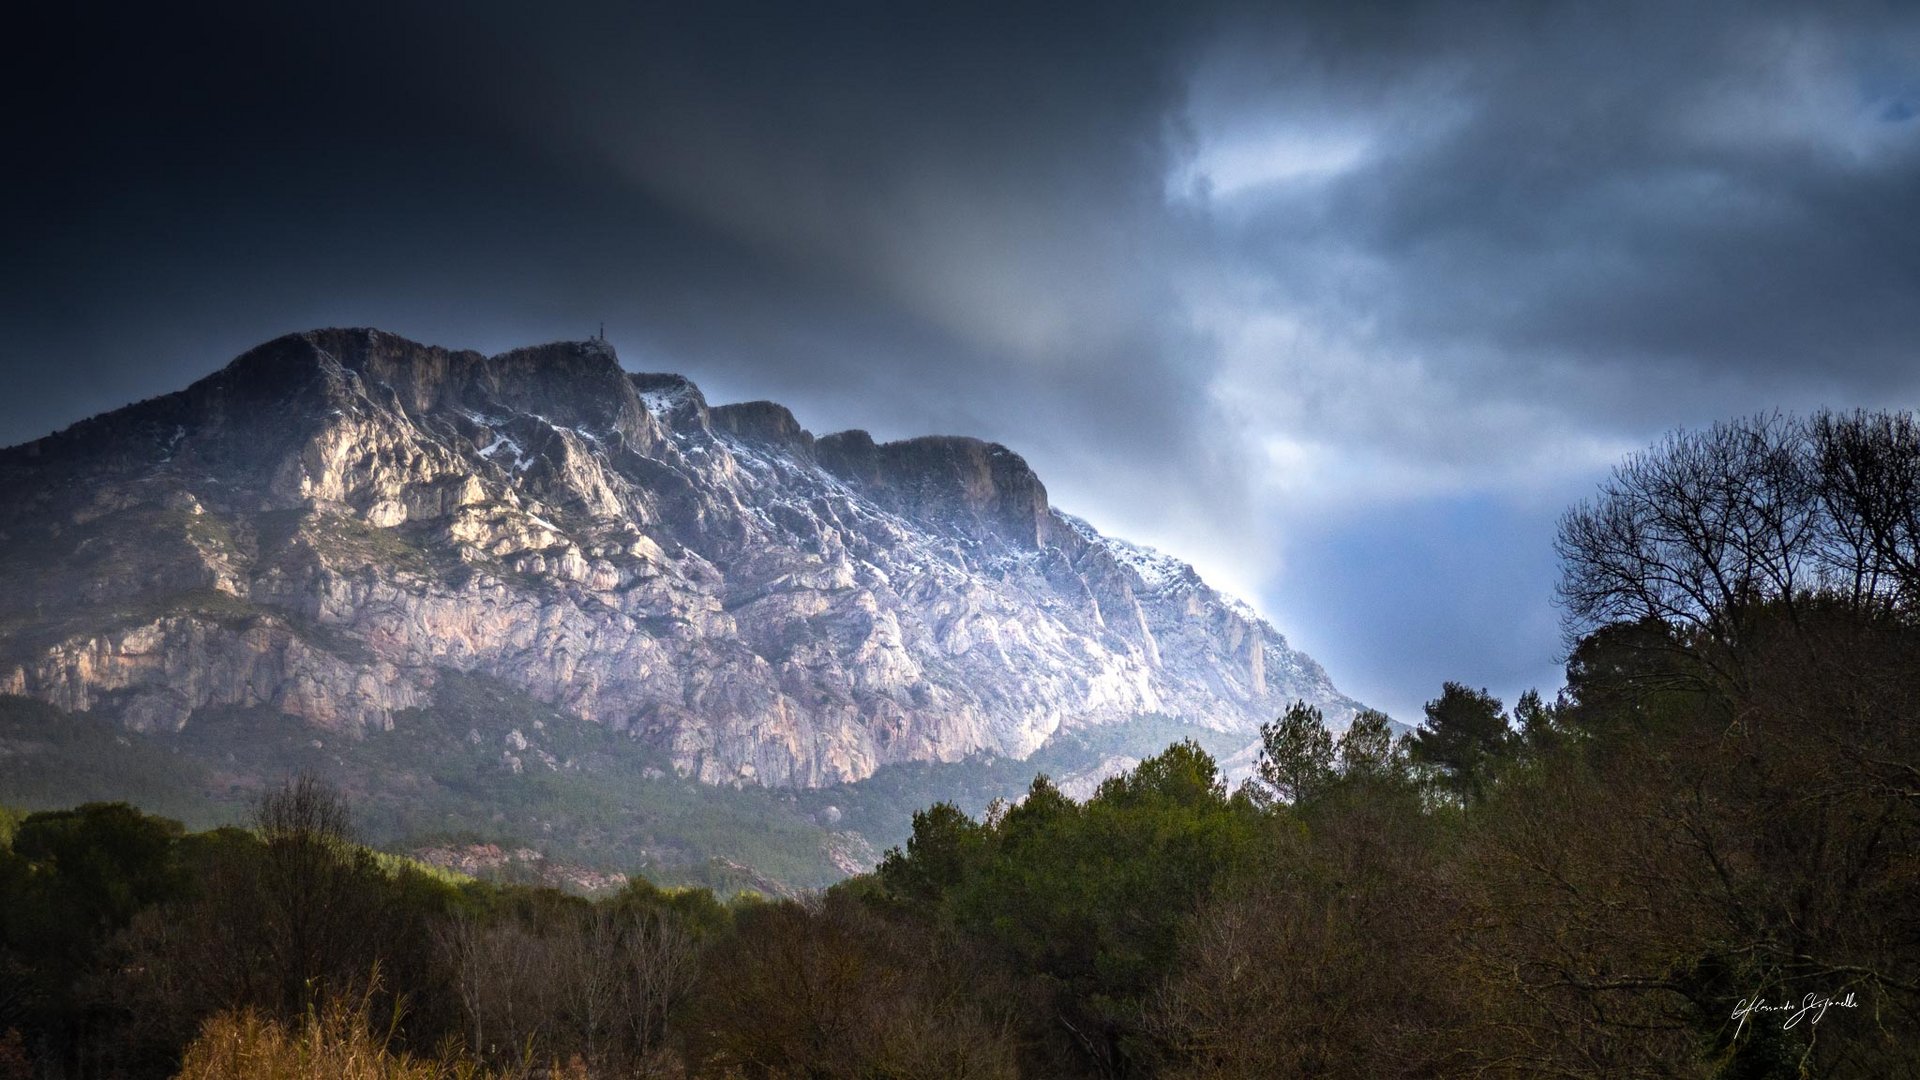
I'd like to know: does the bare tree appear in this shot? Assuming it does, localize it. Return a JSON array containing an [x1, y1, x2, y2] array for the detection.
[[435, 916, 564, 1069], [681, 895, 1018, 1078], [1557, 409, 1920, 702], [430, 916, 492, 1062], [1556, 414, 1821, 647], [1811, 408, 1920, 607], [622, 908, 699, 1063], [251, 774, 381, 1018], [558, 910, 622, 1069], [256, 773, 357, 846]]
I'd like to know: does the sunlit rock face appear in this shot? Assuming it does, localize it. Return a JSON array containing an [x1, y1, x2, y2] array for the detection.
[[0, 329, 1356, 787]]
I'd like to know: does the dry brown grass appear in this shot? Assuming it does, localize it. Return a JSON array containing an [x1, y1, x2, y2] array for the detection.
[[172, 991, 514, 1080]]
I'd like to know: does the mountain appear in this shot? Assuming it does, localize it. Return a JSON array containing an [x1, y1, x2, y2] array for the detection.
[[0, 328, 1358, 885]]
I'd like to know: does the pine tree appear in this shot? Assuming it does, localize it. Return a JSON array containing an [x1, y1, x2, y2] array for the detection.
[[1409, 683, 1514, 801], [1257, 701, 1336, 804]]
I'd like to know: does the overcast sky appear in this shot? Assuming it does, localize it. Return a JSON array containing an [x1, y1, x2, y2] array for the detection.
[[6, 1, 1918, 722]]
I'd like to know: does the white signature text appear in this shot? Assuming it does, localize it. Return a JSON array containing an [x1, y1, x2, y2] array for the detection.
[[1732, 992, 1858, 1038]]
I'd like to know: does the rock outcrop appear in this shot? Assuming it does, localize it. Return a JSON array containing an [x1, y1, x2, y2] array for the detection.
[[0, 329, 1357, 787]]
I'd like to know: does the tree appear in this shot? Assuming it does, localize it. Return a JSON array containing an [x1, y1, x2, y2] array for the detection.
[[0, 803, 186, 1076], [1094, 739, 1225, 809], [877, 802, 986, 908], [4, 803, 184, 966], [1555, 414, 1820, 651], [1511, 689, 1559, 756], [1811, 408, 1920, 607], [680, 894, 1019, 1079], [1542, 412, 1920, 1075], [616, 907, 700, 1065], [435, 912, 565, 1065], [1408, 683, 1512, 802], [250, 774, 384, 1018], [872, 745, 1263, 1076], [1256, 701, 1336, 805], [1149, 744, 1461, 1080], [1336, 709, 1398, 778], [1556, 410, 1920, 689]]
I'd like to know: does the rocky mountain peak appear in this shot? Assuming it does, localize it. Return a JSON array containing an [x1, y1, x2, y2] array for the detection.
[[630, 372, 711, 431], [0, 329, 1359, 790], [816, 431, 1051, 550], [710, 401, 814, 458], [200, 328, 653, 443]]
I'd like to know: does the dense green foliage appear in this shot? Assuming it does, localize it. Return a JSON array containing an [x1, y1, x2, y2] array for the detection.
[[1407, 681, 1514, 801], [796, 713, 1247, 844], [1, 410, 1917, 1078]]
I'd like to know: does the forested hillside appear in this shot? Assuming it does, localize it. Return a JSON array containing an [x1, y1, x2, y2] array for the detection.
[[1, 410, 1916, 1078]]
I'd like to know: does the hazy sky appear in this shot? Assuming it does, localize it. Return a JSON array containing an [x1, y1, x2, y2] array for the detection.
[[6, 1, 1918, 722]]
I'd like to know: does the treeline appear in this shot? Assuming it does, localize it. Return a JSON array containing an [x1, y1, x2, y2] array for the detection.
[[1, 409, 1917, 1079], [0, 778, 732, 1079]]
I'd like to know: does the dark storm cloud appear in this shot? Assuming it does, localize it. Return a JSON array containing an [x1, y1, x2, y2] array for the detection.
[[1197, 3, 1920, 438], [4, 0, 1247, 539], [1167, 1, 1917, 715], [5, 0, 1917, 719]]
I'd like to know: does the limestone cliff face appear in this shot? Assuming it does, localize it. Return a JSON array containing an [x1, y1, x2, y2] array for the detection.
[[0, 329, 1357, 787]]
